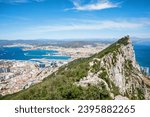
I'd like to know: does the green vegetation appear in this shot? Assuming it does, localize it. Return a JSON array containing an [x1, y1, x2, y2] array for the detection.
[[117, 36, 130, 46], [124, 85, 145, 100], [0, 78, 111, 100], [110, 82, 120, 96], [94, 36, 129, 60], [112, 52, 118, 65], [98, 68, 110, 86], [98, 68, 120, 96], [0, 36, 133, 100], [124, 59, 134, 77], [91, 59, 101, 73], [0, 94, 2, 99], [124, 60, 133, 70], [136, 88, 145, 100], [129, 88, 145, 100], [0, 57, 111, 100]]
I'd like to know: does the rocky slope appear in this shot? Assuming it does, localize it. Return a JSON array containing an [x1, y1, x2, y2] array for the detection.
[[77, 36, 150, 99], [1, 36, 150, 100]]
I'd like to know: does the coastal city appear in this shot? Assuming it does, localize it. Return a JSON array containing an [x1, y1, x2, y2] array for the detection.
[[0, 42, 109, 96]]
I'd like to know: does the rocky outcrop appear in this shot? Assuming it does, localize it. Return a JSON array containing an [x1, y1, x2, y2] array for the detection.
[[77, 36, 150, 99]]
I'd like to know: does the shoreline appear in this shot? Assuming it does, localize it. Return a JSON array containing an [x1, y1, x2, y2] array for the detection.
[[0, 43, 109, 95]]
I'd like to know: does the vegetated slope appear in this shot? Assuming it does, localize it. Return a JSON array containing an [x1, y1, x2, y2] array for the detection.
[[1, 36, 150, 100]]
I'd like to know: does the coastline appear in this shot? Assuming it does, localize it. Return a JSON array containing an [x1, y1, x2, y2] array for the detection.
[[0, 43, 109, 96]]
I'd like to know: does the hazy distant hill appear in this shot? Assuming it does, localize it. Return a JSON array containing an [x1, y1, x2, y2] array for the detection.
[[0, 40, 64, 46], [1, 36, 150, 100], [0, 39, 111, 47]]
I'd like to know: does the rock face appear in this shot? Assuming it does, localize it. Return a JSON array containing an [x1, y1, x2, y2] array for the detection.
[[77, 36, 150, 99]]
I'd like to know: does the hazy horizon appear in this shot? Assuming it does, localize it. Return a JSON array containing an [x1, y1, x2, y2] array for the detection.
[[0, 36, 150, 41]]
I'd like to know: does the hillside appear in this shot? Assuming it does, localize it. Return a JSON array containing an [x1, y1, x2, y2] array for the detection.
[[1, 36, 150, 100]]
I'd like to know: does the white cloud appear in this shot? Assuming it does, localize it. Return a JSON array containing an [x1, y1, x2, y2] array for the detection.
[[0, 0, 45, 4], [66, 0, 120, 11], [22, 19, 143, 34], [1, 18, 150, 39]]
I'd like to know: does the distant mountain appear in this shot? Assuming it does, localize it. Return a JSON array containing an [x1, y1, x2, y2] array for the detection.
[[0, 39, 110, 47], [131, 37, 150, 45], [1, 36, 150, 100], [0, 40, 65, 46], [1, 37, 150, 47], [134, 40, 150, 46]]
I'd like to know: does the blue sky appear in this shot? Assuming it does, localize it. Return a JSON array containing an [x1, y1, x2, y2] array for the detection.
[[0, 0, 150, 40]]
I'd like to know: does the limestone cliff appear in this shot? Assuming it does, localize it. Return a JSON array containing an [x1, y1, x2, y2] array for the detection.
[[77, 36, 150, 99]]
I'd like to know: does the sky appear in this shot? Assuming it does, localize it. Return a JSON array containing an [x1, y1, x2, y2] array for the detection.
[[0, 0, 150, 40]]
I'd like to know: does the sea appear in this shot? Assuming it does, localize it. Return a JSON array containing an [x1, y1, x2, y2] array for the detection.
[[0, 47, 70, 61], [134, 44, 150, 69], [0, 45, 149, 71]]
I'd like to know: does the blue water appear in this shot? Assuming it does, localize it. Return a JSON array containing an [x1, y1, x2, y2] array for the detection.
[[0, 45, 149, 69], [134, 44, 150, 68], [0, 47, 70, 60]]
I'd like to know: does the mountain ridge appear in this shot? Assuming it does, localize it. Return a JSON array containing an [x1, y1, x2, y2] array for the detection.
[[1, 36, 150, 100]]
